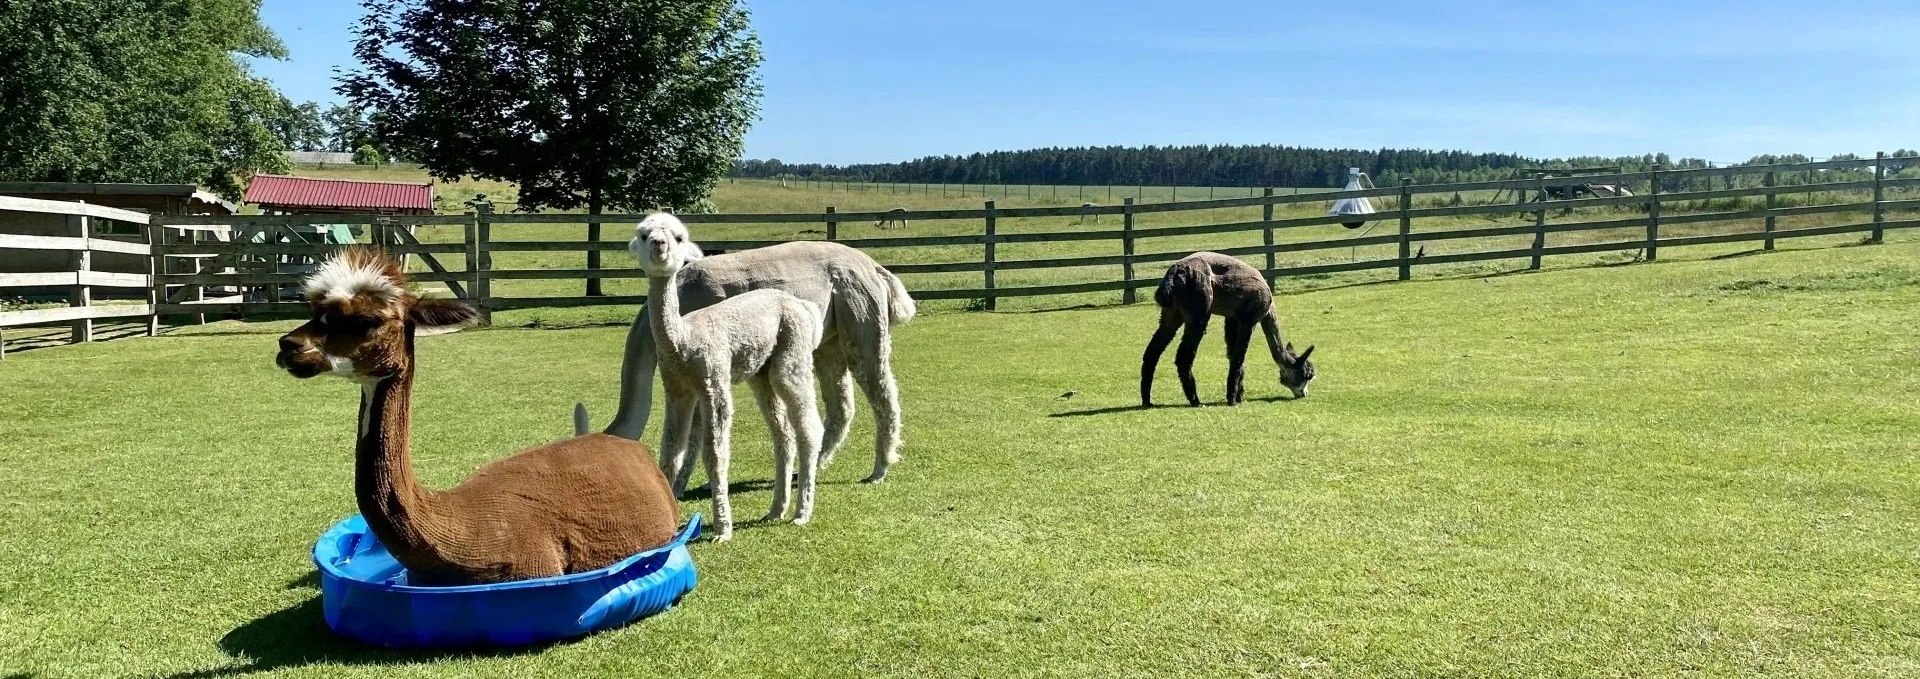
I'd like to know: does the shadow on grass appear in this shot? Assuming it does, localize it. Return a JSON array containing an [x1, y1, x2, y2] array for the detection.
[[151, 596, 567, 679], [1049, 404, 1153, 418]]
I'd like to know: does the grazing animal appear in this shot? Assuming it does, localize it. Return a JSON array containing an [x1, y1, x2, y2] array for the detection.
[[1141, 252, 1316, 407], [1079, 202, 1100, 224], [606, 240, 914, 490], [274, 247, 679, 585], [874, 207, 909, 229], [631, 214, 828, 542]]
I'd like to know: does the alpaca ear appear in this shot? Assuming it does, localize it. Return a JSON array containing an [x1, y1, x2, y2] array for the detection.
[[409, 298, 481, 333], [1298, 345, 1315, 362]]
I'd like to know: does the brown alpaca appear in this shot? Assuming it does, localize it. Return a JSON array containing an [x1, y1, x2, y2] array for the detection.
[[275, 247, 679, 586], [1141, 252, 1316, 407]]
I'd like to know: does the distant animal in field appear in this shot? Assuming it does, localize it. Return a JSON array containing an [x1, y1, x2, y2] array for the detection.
[[1079, 202, 1100, 224], [1141, 252, 1316, 407], [875, 207, 909, 229]]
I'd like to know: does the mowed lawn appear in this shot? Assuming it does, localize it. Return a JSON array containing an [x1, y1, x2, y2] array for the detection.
[[4, 241, 1920, 677]]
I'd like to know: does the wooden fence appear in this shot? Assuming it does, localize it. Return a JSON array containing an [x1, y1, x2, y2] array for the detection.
[[5, 154, 1916, 354]]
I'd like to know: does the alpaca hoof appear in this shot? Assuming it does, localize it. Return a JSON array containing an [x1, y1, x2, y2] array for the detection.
[[817, 453, 837, 469], [758, 511, 786, 524], [792, 514, 812, 526], [860, 473, 887, 484], [709, 531, 733, 544]]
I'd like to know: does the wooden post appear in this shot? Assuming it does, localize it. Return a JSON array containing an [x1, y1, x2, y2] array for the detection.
[[1121, 198, 1136, 304], [145, 223, 163, 336], [825, 206, 837, 241], [1763, 170, 1777, 251], [464, 216, 482, 305], [188, 229, 204, 325], [982, 200, 997, 311], [1397, 177, 1412, 281], [1529, 174, 1548, 270], [1261, 187, 1276, 276], [68, 212, 91, 343], [475, 202, 494, 324], [1872, 151, 1886, 243], [1647, 165, 1662, 261]]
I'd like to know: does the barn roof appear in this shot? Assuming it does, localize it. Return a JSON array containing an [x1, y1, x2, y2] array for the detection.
[[243, 174, 434, 213]]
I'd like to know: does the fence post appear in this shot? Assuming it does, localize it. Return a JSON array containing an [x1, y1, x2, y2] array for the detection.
[[1647, 165, 1662, 261], [983, 200, 997, 311], [145, 223, 163, 336], [1529, 174, 1548, 270], [463, 214, 482, 306], [474, 201, 494, 324], [1763, 170, 1777, 251], [1872, 151, 1886, 243], [68, 212, 92, 343], [826, 206, 837, 241], [1261, 187, 1276, 277], [1121, 198, 1136, 304], [1397, 177, 1412, 281]]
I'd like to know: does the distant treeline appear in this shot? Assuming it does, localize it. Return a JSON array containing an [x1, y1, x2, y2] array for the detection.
[[733, 145, 1920, 189]]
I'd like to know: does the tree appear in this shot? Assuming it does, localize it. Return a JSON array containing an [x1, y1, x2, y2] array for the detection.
[[353, 144, 385, 168], [341, 0, 762, 295], [0, 0, 293, 199], [280, 102, 330, 152], [322, 104, 371, 153]]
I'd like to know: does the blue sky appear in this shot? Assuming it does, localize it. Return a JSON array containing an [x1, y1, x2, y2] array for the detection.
[[252, 0, 1920, 165]]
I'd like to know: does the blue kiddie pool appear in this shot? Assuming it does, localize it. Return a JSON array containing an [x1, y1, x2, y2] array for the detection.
[[312, 514, 702, 648]]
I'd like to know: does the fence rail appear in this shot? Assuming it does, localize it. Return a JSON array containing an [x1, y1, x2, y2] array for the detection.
[[6, 155, 1916, 355]]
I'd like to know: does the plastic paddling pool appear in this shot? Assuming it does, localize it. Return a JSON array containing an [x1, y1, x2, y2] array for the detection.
[[312, 514, 702, 648]]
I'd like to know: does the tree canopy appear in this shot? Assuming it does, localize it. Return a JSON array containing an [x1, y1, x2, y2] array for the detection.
[[0, 0, 294, 198], [339, 0, 763, 213]]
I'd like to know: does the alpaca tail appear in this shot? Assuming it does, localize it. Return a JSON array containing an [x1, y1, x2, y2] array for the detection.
[[878, 266, 916, 326], [573, 402, 590, 438]]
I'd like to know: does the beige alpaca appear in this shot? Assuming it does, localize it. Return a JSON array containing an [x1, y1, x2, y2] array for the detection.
[[631, 214, 827, 543], [274, 247, 679, 585]]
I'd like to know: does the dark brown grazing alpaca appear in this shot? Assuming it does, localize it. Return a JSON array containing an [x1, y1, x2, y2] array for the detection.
[[275, 247, 679, 585], [1141, 252, 1316, 407]]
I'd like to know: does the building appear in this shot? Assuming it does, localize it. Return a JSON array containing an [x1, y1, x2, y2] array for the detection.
[[0, 183, 237, 299]]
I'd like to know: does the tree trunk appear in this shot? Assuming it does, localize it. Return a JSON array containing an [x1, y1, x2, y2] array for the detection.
[[587, 185, 604, 297]]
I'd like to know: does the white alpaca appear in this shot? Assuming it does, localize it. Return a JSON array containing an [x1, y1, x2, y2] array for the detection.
[[606, 236, 915, 490], [631, 214, 827, 543]]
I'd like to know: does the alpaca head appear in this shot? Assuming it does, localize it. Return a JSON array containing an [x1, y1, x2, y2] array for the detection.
[[629, 213, 705, 276], [275, 247, 479, 381], [1279, 343, 1316, 398]]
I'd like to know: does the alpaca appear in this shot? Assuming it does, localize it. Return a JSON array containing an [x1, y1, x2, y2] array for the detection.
[[1079, 202, 1100, 224], [275, 247, 679, 585], [874, 207, 909, 229], [631, 214, 827, 543], [1141, 252, 1316, 407], [605, 239, 914, 490]]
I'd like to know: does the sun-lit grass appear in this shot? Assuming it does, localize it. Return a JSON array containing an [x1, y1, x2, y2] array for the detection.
[[5, 239, 1920, 677]]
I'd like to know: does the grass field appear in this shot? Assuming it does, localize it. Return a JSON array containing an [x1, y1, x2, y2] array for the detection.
[[5, 238, 1920, 677]]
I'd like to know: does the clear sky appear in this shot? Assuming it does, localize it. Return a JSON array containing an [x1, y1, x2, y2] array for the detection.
[[251, 0, 1919, 166]]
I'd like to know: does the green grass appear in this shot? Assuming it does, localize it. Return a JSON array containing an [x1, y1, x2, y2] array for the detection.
[[6, 239, 1920, 677]]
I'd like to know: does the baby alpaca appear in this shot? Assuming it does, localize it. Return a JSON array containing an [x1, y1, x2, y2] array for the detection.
[[632, 213, 827, 543]]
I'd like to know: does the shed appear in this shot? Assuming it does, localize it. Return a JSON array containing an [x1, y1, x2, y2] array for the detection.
[[0, 183, 237, 299], [243, 174, 434, 215]]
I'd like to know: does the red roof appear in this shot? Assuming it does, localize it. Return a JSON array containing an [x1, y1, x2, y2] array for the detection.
[[242, 174, 434, 212]]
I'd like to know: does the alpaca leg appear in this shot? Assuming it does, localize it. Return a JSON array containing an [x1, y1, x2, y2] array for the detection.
[[1174, 312, 1210, 407], [777, 354, 825, 524], [1225, 317, 1254, 405], [815, 350, 856, 470], [1140, 305, 1182, 407], [659, 392, 698, 499], [702, 379, 735, 543], [852, 344, 903, 484], [751, 377, 795, 523]]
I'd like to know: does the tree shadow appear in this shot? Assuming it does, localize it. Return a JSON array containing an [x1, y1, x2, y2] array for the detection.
[[149, 596, 565, 679]]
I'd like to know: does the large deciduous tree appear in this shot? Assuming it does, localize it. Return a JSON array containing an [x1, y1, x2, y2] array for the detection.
[[340, 0, 762, 295], [0, 0, 293, 199]]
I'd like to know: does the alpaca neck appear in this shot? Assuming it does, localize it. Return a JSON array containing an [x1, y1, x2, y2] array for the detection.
[[647, 269, 692, 364], [1258, 313, 1291, 367], [355, 337, 454, 564]]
